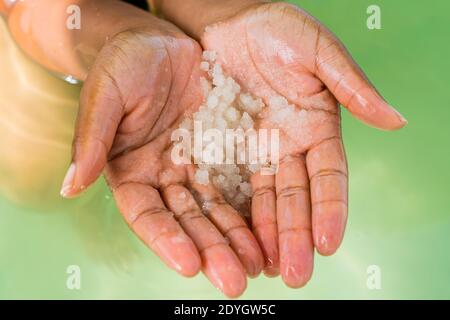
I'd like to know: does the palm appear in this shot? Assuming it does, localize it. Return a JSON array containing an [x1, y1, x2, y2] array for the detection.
[[73, 28, 263, 297], [200, 2, 393, 287]]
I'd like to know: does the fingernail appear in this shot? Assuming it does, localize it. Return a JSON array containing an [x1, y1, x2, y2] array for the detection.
[[60, 163, 76, 198], [390, 105, 408, 124]]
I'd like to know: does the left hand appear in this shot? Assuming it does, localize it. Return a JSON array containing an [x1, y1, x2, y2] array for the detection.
[[197, 1, 407, 287]]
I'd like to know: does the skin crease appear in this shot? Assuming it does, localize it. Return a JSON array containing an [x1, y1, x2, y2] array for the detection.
[[153, 0, 407, 288], [5, 0, 265, 298]]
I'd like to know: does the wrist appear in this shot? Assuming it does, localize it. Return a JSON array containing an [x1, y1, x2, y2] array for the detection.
[[152, 0, 267, 40]]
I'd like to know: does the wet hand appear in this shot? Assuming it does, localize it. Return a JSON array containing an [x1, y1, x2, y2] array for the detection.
[[199, 1, 407, 287], [60, 22, 263, 298]]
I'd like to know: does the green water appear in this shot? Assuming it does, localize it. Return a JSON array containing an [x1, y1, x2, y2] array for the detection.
[[1, 0, 449, 299]]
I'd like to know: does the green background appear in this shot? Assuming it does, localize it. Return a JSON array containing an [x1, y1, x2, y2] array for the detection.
[[1, 0, 449, 299]]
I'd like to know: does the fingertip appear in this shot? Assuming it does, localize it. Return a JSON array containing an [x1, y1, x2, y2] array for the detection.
[[253, 226, 280, 277], [263, 265, 280, 278], [179, 256, 202, 277], [314, 233, 342, 256], [202, 244, 247, 298], [315, 236, 335, 256], [280, 232, 314, 289], [281, 263, 313, 289], [228, 228, 264, 278], [349, 90, 407, 131], [389, 104, 408, 129], [313, 204, 347, 256], [283, 272, 312, 289], [177, 249, 202, 278], [61, 139, 108, 199], [222, 274, 247, 299], [60, 163, 86, 198], [60, 186, 86, 199], [153, 233, 202, 277], [372, 103, 408, 131], [222, 277, 247, 299]]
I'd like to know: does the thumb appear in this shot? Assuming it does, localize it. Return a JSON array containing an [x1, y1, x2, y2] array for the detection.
[[315, 27, 407, 130], [60, 69, 123, 198]]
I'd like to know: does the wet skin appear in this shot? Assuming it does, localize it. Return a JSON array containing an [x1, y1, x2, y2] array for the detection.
[[153, 0, 407, 288], [4, 0, 407, 296], [63, 22, 266, 299], [5, 0, 263, 298]]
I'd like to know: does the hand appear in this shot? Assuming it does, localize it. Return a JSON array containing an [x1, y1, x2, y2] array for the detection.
[[60, 23, 263, 297], [198, 2, 407, 287]]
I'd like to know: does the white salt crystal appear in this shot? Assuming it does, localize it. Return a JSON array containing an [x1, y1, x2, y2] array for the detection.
[[195, 169, 210, 185], [202, 50, 216, 62], [212, 63, 222, 76], [213, 74, 225, 87], [200, 76, 211, 97], [200, 61, 210, 71], [239, 182, 252, 197], [175, 51, 296, 213], [207, 94, 219, 109], [224, 107, 239, 122], [215, 117, 228, 132], [269, 96, 289, 108]]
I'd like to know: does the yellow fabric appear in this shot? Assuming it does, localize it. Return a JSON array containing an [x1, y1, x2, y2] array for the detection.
[[147, 0, 158, 16], [0, 17, 81, 208]]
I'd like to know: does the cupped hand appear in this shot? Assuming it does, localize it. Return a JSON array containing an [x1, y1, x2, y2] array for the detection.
[[200, 2, 407, 287], [60, 23, 263, 298]]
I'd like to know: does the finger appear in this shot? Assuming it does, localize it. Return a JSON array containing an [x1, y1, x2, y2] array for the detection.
[[162, 184, 247, 298], [315, 28, 407, 130], [250, 172, 279, 277], [189, 180, 264, 278], [60, 61, 124, 198], [276, 155, 314, 288], [113, 182, 201, 277], [306, 137, 348, 256]]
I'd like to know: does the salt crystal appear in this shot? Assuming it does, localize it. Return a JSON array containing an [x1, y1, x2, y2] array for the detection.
[[175, 51, 293, 213], [213, 74, 225, 87], [195, 169, 209, 185], [200, 61, 210, 71], [207, 94, 219, 109], [239, 182, 253, 197], [224, 107, 239, 122]]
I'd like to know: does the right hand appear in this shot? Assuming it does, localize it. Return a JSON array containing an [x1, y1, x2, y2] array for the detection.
[[60, 22, 263, 298]]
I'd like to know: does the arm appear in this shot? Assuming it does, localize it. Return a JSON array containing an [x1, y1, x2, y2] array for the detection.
[[150, 0, 265, 40], [5, 0, 157, 80]]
